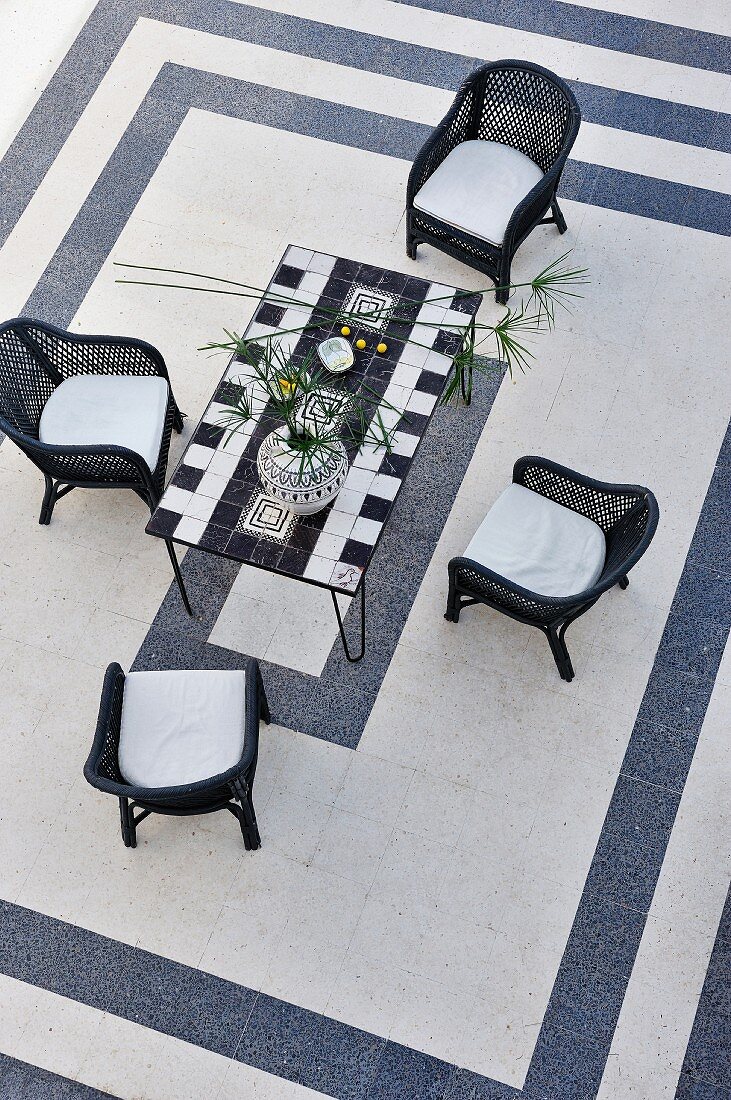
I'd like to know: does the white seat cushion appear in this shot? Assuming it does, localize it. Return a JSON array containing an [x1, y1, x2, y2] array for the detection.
[[118, 670, 247, 788], [39, 374, 169, 473], [465, 483, 606, 598], [413, 139, 544, 246]]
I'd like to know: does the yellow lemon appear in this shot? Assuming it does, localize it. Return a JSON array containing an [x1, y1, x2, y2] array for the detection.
[[355, 338, 366, 350], [341, 325, 351, 336], [377, 342, 388, 354], [278, 377, 294, 394]]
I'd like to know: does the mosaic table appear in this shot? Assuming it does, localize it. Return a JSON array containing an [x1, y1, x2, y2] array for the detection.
[[147, 246, 481, 660]]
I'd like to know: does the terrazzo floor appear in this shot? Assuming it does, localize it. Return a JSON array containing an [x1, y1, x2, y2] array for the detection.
[[0, 1, 729, 1098]]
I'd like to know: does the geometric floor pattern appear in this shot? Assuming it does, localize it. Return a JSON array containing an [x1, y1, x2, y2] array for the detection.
[[0, 1, 729, 1098]]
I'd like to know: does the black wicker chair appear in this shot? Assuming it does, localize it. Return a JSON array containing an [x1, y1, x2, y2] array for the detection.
[[0, 317, 192, 611], [84, 660, 270, 851], [446, 457, 659, 681], [406, 61, 581, 303], [0, 317, 185, 521]]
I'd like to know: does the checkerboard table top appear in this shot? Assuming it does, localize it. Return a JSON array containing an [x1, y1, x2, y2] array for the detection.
[[147, 246, 482, 595]]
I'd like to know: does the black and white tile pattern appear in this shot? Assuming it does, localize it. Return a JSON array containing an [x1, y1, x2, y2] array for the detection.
[[148, 245, 481, 594]]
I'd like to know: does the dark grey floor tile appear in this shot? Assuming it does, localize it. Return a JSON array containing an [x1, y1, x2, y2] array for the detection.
[[365, 1043, 453, 1100], [637, 665, 712, 736], [604, 775, 682, 853], [682, 1012, 731, 1087], [0, 1054, 116, 1099], [564, 893, 646, 975], [583, 834, 662, 914], [545, 961, 629, 1043], [521, 1023, 606, 1099], [676, 1073, 731, 1098], [620, 718, 698, 793], [443, 1067, 520, 1099]]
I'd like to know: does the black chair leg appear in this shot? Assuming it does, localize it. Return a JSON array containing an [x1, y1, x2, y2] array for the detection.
[[39, 475, 55, 525], [444, 584, 461, 623], [240, 793, 261, 851], [230, 787, 260, 851], [119, 797, 137, 848], [546, 625, 574, 682], [552, 198, 568, 234], [405, 212, 417, 259], [173, 406, 185, 433], [618, 574, 629, 590], [256, 663, 271, 724], [39, 480, 75, 524], [495, 258, 511, 305], [557, 622, 576, 681], [230, 778, 261, 851]]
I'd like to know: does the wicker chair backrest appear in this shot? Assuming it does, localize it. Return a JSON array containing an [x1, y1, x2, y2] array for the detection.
[[24, 322, 158, 380], [516, 460, 642, 534], [474, 65, 573, 174]]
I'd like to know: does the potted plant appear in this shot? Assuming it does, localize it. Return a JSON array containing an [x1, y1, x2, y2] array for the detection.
[[214, 335, 399, 514]]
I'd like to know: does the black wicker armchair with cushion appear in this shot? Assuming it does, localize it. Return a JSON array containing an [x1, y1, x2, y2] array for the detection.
[[446, 457, 659, 681], [406, 60, 581, 303], [84, 660, 270, 851], [0, 317, 191, 611]]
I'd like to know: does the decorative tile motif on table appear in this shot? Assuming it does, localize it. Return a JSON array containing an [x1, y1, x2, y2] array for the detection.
[[295, 386, 353, 431], [339, 283, 396, 331], [331, 563, 363, 593], [237, 491, 296, 544]]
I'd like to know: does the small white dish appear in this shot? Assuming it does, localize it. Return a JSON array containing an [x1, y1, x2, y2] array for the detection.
[[318, 336, 354, 374]]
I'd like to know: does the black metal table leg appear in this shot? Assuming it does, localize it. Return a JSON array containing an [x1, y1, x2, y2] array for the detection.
[[459, 315, 476, 406], [331, 581, 366, 663], [459, 363, 474, 406], [165, 539, 193, 616]]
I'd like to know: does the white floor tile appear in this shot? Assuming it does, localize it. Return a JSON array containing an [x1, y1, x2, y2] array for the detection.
[[325, 951, 409, 1036], [334, 751, 413, 828], [313, 809, 392, 886]]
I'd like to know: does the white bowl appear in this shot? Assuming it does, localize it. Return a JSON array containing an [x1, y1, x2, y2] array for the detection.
[[317, 336, 354, 374]]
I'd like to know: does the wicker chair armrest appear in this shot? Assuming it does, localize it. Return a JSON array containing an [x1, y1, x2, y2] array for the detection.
[[19, 437, 161, 489], [448, 554, 589, 620], [407, 82, 477, 204], [84, 663, 127, 794], [503, 166, 560, 252], [241, 656, 263, 774], [602, 495, 659, 581]]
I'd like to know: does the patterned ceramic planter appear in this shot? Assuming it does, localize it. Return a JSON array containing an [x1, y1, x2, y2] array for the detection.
[[257, 428, 348, 515]]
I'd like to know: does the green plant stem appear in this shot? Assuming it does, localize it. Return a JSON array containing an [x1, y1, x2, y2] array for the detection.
[[114, 257, 587, 314], [115, 253, 588, 406]]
